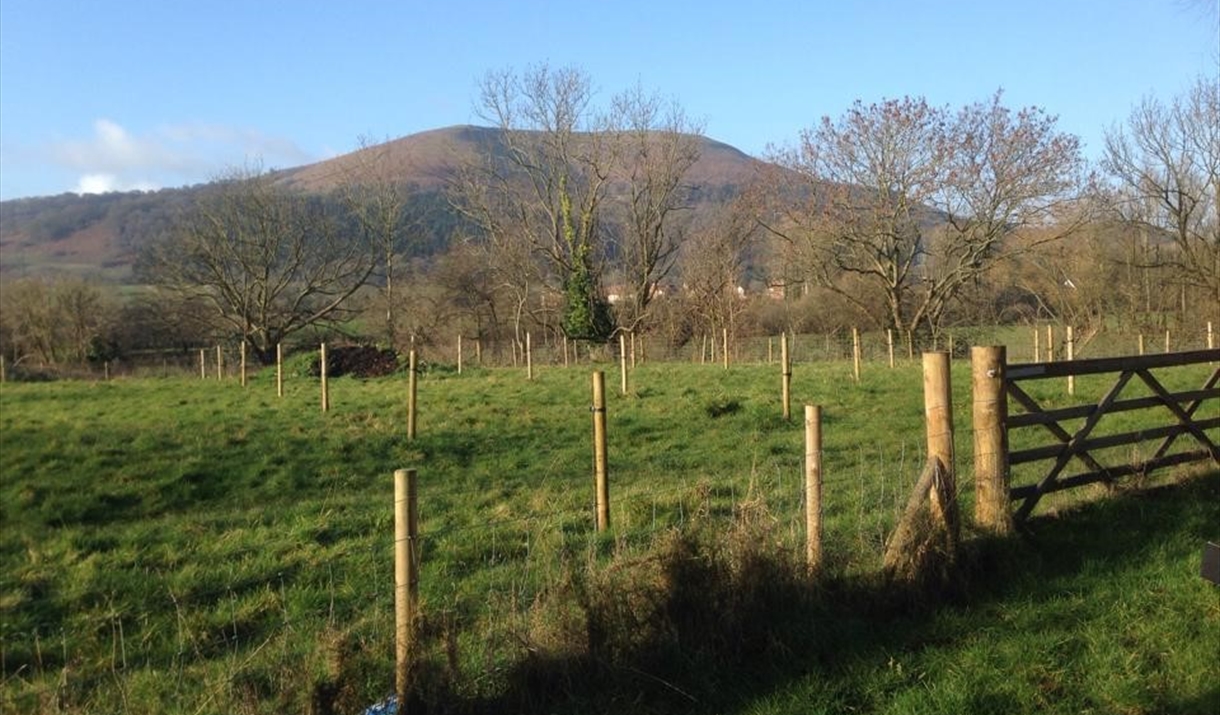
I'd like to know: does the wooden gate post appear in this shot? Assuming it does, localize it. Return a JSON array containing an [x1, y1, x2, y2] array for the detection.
[[971, 346, 1012, 534], [805, 405, 823, 573], [592, 371, 610, 531], [394, 467, 419, 704], [922, 352, 958, 535]]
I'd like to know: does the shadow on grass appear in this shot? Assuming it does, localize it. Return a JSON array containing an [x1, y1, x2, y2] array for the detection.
[[369, 472, 1220, 715]]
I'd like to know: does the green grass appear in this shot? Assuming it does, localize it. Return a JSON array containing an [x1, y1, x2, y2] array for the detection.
[[1, 356, 1216, 713]]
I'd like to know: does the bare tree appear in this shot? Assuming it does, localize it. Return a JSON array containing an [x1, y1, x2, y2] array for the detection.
[[338, 135, 433, 349], [456, 64, 616, 341], [678, 197, 759, 345], [144, 167, 377, 362], [1103, 75, 1220, 307], [610, 85, 703, 332], [0, 277, 116, 366], [766, 93, 1086, 338]]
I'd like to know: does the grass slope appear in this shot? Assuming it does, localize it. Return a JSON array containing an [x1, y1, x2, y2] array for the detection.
[[0, 358, 1216, 713]]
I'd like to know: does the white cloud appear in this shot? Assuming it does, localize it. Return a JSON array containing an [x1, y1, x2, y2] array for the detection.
[[74, 173, 159, 195], [46, 118, 315, 195]]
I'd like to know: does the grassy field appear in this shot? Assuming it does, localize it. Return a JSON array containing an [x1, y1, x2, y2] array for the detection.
[[1, 353, 1217, 714]]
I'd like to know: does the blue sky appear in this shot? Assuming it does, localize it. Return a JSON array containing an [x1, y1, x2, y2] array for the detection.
[[1, 0, 1216, 200]]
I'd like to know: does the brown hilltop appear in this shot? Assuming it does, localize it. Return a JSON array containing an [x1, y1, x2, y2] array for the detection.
[[0, 126, 773, 281]]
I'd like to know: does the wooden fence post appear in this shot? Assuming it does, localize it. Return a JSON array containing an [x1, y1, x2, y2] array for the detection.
[[320, 343, 329, 413], [276, 343, 283, 398], [619, 334, 628, 395], [1066, 326, 1075, 396], [240, 342, 247, 388], [887, 328, 895, 368], [216, 345, 223, 381], [1208, 321, 1214, 350], [781, 332, 792, 421], [394, 467, 419, 704], [1045, 326, 1054, 362], [852, 326, 861, 383], [200, 349, 206, 380], [526, 332, 533, 381], [805, 404, 823, 573], [1139, 333, 1145, 355], [592, 371, 610, 531], [922, 352, 958, 538], [457, 335, 463, 375], [407, 350, 417, 440], [722, 328, 729, 369], [1165, 329, 1171, 353], [972, 346, 1012, 534], [1033, 327, 1040, 362]]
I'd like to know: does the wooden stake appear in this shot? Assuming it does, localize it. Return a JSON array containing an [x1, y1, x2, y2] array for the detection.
[[619, 334, 628, 395], [0, 355, 5, 383], [1066, 326, 1075, 395], [1045, 326, 1054, 362], [320, 343, 329, 413], [394, 467, 419, 704], [563, 335, 569, 367], [475, 338, 482, 365], [852, 326, 861, 383], [526, 332, 533, 381], [1165, 329, 1171, 354], [630, 332, 637, 369], [887, 328, 894, 368], [722, 328, 729, 369], [1033, 327, 1040, 362], [971, 346, 1011, 534], [240, 342, 247, 388], [922, 352, 957, 537], [781, 332, 792, 421], [592, 371, 610, 531], [1139, 333, 1145, 355], [768, 337, 774, 364], [200, 349, 206, 380], [216, 345, 223, 381], [1208, 321, 1214, 350], [407, 350, 417, 440], [457, 335, 463, 375], [276, 343, 283, 397], [804, 404, 823, 573]]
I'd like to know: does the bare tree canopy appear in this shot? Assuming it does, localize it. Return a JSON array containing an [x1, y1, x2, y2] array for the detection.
[[143, 167, 377, 362], [453, 63, 704, 341], [766, 92, 1087, 336], [1103, 74, 1220, 303]]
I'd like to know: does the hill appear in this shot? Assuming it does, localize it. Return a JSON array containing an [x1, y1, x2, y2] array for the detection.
[[0, 126, 773, 282]]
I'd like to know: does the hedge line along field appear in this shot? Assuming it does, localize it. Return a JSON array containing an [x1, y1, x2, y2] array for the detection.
[[1, 357, 1217, 714]]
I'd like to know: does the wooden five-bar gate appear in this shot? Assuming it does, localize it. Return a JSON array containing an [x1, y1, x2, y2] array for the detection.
[[970, 346, 1220, 531]]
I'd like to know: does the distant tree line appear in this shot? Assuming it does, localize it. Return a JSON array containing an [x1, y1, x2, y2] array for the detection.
[[0, 70, 1214, 373]]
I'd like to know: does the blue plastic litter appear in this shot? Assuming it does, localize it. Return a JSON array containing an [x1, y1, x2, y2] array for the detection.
[[362, 695, 397, 715]]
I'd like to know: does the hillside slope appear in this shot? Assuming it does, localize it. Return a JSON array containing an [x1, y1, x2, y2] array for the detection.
[[0, 126, 772, 281]]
